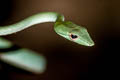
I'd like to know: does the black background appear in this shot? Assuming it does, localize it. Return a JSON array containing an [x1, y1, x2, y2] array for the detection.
[[0, 0, 119, 80]]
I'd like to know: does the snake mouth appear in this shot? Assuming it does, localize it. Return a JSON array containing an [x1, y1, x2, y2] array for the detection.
[[74, 37, 95, 47], [85, 42, 94, 46], [78, 41, 94, 47], [82, 39, 95, 46]]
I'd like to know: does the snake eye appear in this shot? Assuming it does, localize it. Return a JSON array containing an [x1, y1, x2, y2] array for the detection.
[[70, 34, 78, 40]]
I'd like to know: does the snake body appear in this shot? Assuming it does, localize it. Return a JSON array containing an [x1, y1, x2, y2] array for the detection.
[[0, 12, 94, 73]]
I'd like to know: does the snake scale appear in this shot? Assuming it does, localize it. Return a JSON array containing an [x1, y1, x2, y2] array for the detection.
[[0, 12, 94, 73]]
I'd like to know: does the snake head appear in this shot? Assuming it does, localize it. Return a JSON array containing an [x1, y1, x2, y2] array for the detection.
[[54, 21, 94, 46]]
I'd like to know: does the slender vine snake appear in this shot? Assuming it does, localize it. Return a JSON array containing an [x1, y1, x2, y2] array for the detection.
[[0, 12, 94, 73]]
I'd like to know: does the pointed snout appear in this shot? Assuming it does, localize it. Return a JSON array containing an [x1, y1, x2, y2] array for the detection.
[[76, 39, 95, 47], [85, 41, 95, 46], [83, 39, 95, 47]]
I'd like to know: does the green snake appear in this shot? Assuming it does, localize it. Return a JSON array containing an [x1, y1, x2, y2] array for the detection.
[[0, 12, 94, 73]]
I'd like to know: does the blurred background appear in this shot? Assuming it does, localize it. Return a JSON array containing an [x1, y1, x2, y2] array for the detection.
[[0, 0, 119, 80]]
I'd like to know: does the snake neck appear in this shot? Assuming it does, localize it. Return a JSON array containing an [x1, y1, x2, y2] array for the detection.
[[0, 12, 64, 36]]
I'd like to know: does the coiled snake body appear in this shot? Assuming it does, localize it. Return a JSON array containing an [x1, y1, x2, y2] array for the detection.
[[0, 12, 94, 73]]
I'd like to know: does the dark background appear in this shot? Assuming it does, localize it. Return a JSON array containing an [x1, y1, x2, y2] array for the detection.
[[0, 0, 119, 80]]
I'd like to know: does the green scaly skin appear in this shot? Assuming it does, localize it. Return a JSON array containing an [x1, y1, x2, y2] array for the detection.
[[0, 12, 94, 73]]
